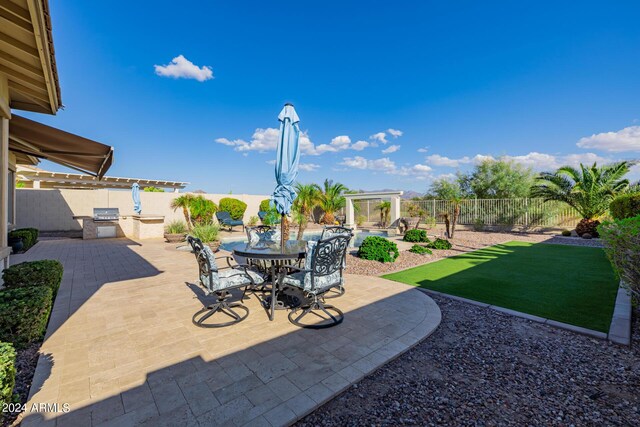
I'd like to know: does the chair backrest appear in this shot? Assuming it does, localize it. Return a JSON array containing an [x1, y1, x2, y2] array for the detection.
[[305, 234, 351, 293], [246, 225, 275, 242], [320, 226, 353, 240], [216, 211, 232, 222], [187, 235, 220, 293], [257, 211, 268, 220]]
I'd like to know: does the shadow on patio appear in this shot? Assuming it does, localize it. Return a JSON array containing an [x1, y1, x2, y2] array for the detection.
[[14, 238, 440, 427]]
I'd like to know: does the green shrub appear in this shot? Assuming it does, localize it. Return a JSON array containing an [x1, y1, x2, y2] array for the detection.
[[165, 220, 187, 234], [190, 223, 220, 243], [599, 215, 640, 298], [262, 206, 281, 226], [357, 236, 399, 263], [8, 228, 39, 251], [219, 198, 248, 220], [427, 238, 452, 250], [189, 196, 217, 225], [259, 199, 272, 212], [2, 260, 63, 295], [356, 215, 367, 227], [143, 186, 164, 192], [403, 229, 430, 243], [0, 342, 16, 408], [409, 244, 433, 255], [561, 229, 572, 237], [248, 216, 259, 226], [610, 193, 640, 220], [0, 286, 53, 348], [473, 218, 485, 232]]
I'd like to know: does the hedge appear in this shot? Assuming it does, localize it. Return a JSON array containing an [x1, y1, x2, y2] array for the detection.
[[219, 198, 247, 220], [0, 286, 53, 349], [7, 228, 39, 251], [2, 260, 64, 295], [259, 199, 272, 212], [610, 193, 640, 220], [357, 236, 399, 263], [0, 342, 15, 408]]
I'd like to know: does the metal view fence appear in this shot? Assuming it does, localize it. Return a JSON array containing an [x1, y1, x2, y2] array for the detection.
[[350, 198, 580, 228]]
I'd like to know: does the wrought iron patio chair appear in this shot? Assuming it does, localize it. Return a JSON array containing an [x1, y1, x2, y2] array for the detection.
[[279, 234, 352, 329], [187, 235, 264, 328], [216, 211, 244, 232], [318, 226, 353, 298]]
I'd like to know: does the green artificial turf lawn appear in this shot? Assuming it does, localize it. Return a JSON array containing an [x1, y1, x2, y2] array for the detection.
[[383, 241, 619, 332]]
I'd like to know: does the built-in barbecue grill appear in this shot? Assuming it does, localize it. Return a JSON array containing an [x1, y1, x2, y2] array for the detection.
[[93, 208, 119, 222]]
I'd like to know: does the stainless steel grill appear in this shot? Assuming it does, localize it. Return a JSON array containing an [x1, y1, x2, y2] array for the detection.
[[93, 208, 119, 221]]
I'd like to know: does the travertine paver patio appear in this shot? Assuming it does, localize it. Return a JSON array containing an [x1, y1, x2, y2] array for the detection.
[[13, 237, 441, 427]]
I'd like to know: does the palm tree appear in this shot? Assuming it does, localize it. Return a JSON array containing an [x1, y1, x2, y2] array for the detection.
[[293, 183, 319, 240], [531, 161, 631, 236], [375, 201, 391, 228], [170, 194, 195, 230], [315, 179, 347, 224]]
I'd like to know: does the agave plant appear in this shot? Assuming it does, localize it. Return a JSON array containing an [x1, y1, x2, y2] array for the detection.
[[530, 161, 631, 236], [314, 179, 347, 224], [293, 183, 319, 240]]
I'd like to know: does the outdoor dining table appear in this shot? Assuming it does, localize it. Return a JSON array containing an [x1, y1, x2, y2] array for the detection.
[[229, 240, 307, 321]]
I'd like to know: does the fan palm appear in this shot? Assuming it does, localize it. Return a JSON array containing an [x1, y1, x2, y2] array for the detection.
[[314, 179, 347, 224], [375, 201, 391, 227], [170, 194, 195, 230], [293, 183, 320, 240], [530, 161, 631, 236]]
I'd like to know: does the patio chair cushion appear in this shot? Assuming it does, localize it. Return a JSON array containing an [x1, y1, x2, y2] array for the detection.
[[281, 241, 343, 293], [199, 246, 264, 293], [216, 212, 244, 226], [248, 227, 281, 244]]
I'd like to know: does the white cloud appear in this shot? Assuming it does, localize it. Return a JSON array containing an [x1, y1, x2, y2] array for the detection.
[[265, 160, 276, 165], [341, 156, 396, 173], [426, 154, 469, 167], [628, 164, 640, 182], [417, 147, 429, 153], [299, 163, 320, 171], [154, 55, 213, 82], [387, 128, 403, 138], [330, 135, 351, 150], [217, 128, 319, 155], [351, 140, 370, 151], [370, 132, 388, 144], [577, 126, 640, 152], [382, 144, 401, 154], [424, 151, 611, 171]]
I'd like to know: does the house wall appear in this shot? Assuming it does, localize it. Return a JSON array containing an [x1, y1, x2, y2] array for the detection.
[[15, 189, 270, 231]]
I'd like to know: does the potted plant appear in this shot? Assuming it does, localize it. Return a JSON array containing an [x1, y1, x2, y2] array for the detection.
[[7, 235, 23, 253], [164, 220, 188, 243], [190, 222, 221, 252]]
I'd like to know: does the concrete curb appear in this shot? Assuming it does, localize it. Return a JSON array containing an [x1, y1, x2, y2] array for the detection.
[[415, 288, 617, 341], [608, 282, 632, 346]]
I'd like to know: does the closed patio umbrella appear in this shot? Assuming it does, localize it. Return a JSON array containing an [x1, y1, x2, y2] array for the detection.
[[273, 103, 301, 248], [132, 183, 141, 214]]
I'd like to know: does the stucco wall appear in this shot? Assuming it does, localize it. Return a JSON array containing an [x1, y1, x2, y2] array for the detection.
[[16, 189, 269, 231]]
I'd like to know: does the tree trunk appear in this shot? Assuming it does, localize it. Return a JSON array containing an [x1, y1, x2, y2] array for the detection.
[[450, 204, 460, 239], [321, 212, 335, 225], [443, 213, 451, 238], [297, 212, 308, 240], [183, 207, 193, 230], [282, 215, 291, 241]]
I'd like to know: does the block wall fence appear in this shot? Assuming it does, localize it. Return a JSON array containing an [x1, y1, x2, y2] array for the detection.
[[16, 189, 269, 231]]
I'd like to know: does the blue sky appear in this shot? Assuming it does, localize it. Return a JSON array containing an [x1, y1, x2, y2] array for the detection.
[[21, 1, 640, 193]]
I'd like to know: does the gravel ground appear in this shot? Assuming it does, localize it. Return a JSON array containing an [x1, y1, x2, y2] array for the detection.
[[2, 342, 41, 427], [298, 296, 639, 426], [347, 230, 600, 276]]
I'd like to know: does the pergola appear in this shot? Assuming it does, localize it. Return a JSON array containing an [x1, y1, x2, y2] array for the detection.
[[17, 166, 188, 192], [344, 191, 403, 229]]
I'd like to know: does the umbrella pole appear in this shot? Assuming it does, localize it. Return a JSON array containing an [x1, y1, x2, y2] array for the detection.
[[281, 214, 285, 250]]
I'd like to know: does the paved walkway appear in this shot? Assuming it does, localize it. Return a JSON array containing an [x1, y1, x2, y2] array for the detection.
[[14, 238, 440, 427]]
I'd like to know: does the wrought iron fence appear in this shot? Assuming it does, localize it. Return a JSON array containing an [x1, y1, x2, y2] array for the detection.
[[400, 198, 580, 228]]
